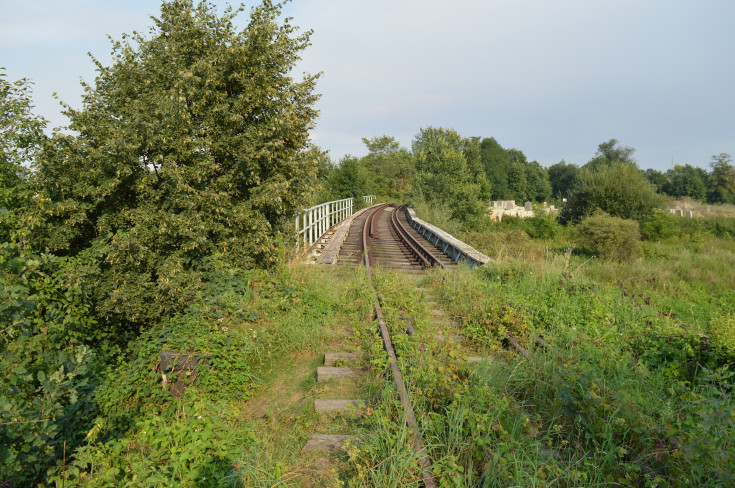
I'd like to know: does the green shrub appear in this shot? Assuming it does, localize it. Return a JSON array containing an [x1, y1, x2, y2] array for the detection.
[[575, 212, 643, 262], [642, 208, 678, 240], [523, 206, 561, 239]]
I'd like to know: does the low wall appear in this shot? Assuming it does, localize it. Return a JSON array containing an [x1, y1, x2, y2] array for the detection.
[[404, 207, 492, 267]]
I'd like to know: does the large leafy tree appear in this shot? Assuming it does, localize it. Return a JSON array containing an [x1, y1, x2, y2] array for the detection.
[[412, 127, 490, 222], [548, 160, 579, 200], [561, 161, 664, 223], [35, 0, 320, 331], [643, 168, 667, 193], [327, 155, 370, 203], [662, 164, 708, 201], [480, 137, 550, 202], [585, 138, 636, 169], [360, 136, 415, 199], [480, 137, 511, 199]]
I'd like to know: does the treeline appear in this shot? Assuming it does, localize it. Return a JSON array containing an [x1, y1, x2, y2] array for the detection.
[[317, 129, 552, 225], [318, 132, 735, 224]]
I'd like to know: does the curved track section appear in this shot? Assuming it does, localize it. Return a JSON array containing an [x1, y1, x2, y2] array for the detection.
[[338, 204, 456, 271]]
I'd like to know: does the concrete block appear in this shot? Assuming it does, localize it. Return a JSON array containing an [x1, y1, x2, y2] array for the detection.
[[317, 366, 355, 381], [525, 201, 533, 211], [160, 351, 209, 398]]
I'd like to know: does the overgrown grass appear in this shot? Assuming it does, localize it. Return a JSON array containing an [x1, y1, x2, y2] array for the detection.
[[50, 263, 372, 487], [349, 217, 734, 487]]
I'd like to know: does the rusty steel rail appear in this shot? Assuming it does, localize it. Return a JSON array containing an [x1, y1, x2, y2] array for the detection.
[[390, 205, 444, 269], [361, 205, 438, 488], [361, 203, 390, 266]]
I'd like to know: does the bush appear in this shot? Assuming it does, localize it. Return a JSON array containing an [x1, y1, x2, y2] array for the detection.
[[575, 212, 642, 262], [523, 205, 561, 239], [642, 208, 679, 240]]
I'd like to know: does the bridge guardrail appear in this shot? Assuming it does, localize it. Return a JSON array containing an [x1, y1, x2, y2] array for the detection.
[[404, 207, 492, 267], [295, 195, 375, 251]]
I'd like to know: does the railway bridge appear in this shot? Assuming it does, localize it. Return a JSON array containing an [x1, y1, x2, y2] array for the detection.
[[296, 198, 491, 270]]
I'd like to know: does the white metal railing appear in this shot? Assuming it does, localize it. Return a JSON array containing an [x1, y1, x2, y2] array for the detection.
[[295, 195, 376, 251]]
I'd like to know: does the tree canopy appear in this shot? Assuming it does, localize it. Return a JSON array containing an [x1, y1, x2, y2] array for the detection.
[[561, 160, 664, 223], [412, 127, 490, 222], [35, 0, 320, 331], [707, 153, 735, 204]]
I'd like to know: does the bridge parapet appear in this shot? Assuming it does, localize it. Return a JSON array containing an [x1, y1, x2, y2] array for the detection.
[[295, 195, 376, 251], [404, 207, 492, 267]]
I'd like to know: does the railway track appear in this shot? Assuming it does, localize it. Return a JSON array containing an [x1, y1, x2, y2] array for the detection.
[[304, 204, 487, 486], [361, 204, 441, 487], [336, 203, 456, 271]]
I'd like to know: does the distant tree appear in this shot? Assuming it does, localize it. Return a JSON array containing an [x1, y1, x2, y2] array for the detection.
[[480, 137, 511, 199], [585, 138, 636, 169], [505, 162, 528, 202], [35, 0, 320, 332], [548, 160, 579, 199], [524, 160, 552, 202], [412, 127, 490, 222], [662, 164, 708, 201], [480, 138, 550, 202], [706, 153, 735, 204], [643, 169, 667, 194], [327, 156, 370, 202], [360, 136, 414, 199], [561, 161, 664, 223]]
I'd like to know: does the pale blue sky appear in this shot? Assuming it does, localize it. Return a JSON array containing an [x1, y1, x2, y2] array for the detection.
[[2, 0, 734, 171]]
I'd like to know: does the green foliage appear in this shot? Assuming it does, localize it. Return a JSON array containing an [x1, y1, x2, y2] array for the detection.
[[326, 155, 371, 202], [584, 138, 636, 169], [360, 135, 415, 200], [561, 161, 665, 223], [662, 164, 708, 201], [547, 159, 579, 200], [34, 0, 320, 334], [0, 243, 105, 485], [44, 263, 338, 486], [706, 153, 735, 204], [480, 137, 551, 202], [641, 208, 678, 240], [412, 127, 490, 223], [0, 71, 47, 244], [420, 253, 735, 486], [523, 205, 561, 239], [479, 137, 511, 199], [576, 212, 643, 262], [643, 168, 667, 193]]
